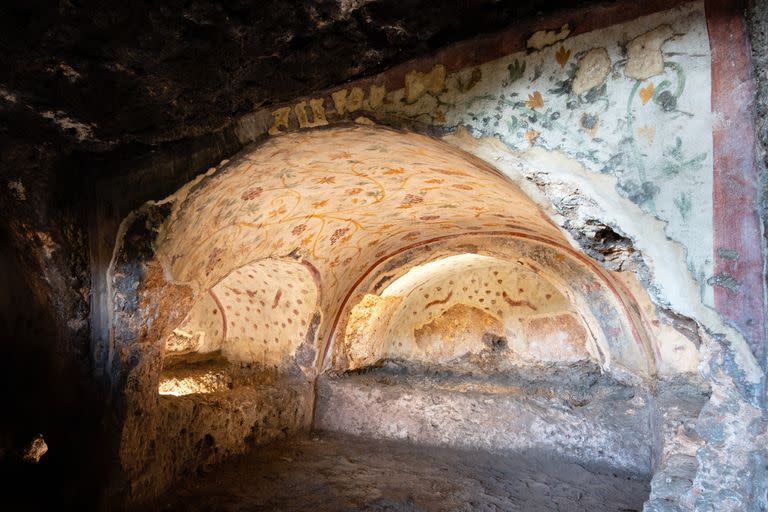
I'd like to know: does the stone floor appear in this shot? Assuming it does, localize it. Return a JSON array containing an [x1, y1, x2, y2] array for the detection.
[[145, 431, 650, 512]]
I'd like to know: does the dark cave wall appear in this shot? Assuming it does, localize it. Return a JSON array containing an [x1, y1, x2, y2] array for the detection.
[[0, 224, 105, 508], [0, 139, 90, 365], [0, 111, 108, 508], [0, 228, 58, 459]]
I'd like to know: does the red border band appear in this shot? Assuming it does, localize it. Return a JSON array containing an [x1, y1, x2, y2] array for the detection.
[[707, 0, 765, 364]]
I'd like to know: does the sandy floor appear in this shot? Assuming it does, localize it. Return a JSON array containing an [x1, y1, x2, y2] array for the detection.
[[145, 431, 650, 512]]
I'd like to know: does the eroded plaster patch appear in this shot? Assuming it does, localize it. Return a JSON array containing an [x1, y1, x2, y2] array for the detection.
[[572, 48, 611, 95], [404, 65, 446, 103], [527, 24, 571, 50], [625, 24, 675, 80]]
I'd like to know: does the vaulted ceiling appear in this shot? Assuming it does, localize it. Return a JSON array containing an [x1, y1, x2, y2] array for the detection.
[[137, 126, 657, 378]]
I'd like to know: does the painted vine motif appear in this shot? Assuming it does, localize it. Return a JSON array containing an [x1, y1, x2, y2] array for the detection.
[[372, 2, 713, 300], [159, 127, 562, 320]]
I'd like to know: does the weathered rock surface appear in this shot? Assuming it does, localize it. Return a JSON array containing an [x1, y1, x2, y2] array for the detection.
[[316, 361, 656, 476], [144, 431, 651, 512]]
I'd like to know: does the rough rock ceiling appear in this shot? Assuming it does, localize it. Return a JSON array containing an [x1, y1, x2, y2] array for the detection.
[[0, 0, 597, 147]]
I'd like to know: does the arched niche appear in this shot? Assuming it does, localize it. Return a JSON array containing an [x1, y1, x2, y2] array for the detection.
[[327, 233, 667, 380], [108, 124, 700, 501], [158, 258, 321, 395], [342, 253, 608, 370]]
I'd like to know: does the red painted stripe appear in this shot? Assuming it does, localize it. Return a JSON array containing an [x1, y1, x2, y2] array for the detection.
[[208, 289, 227, 340], [425, 290, 453, 309], [502, 291, 538, 312], [706, 0, 765, 363], [272, 289, 283, 309]]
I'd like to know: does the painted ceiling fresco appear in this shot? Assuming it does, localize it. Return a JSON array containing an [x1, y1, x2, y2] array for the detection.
[[151, 126, 700, 376], [157, 126, 562, 328], [330, 233, 675, 377], [260, 2, 714, 304]]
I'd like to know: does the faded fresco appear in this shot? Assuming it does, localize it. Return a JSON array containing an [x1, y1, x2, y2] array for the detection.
[[158, 127, 561, 313], [155, 128, 564, 367], [148, 127, 695, 376], [262, 1, 714, 303], [437, 3, 713, 299], [166, 259, 319, 366], [343, 254, 592, 368]]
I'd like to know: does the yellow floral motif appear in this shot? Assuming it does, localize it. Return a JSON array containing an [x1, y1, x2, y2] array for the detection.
[[526, 91, 544, 109], [637, 125, 656, 145], [639, 83, 655, 105], [525, 129, 540, 146]]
